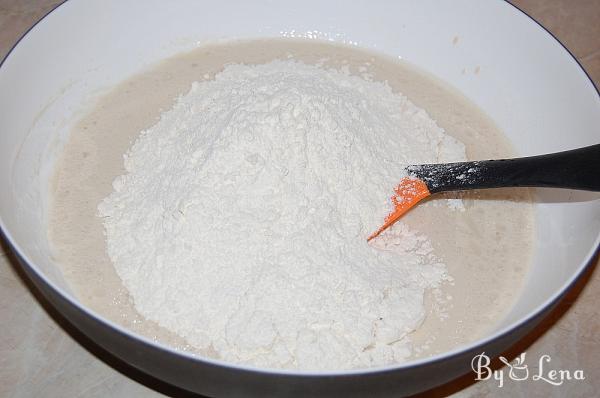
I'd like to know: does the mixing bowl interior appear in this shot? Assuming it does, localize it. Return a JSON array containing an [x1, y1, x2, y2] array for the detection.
[[0, 0, 599, 375]]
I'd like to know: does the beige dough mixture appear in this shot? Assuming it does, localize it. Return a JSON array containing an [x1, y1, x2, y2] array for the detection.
[[48, 39, 534, 364]]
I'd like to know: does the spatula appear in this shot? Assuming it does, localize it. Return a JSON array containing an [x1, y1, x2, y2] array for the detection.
[[367, 144, 600, 241]]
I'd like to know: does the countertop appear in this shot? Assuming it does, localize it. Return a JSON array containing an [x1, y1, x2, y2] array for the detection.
[[1, 1, 598, 397]]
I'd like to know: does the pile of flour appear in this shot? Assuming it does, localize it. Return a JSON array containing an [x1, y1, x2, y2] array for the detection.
[[98, 60, 466, 370]]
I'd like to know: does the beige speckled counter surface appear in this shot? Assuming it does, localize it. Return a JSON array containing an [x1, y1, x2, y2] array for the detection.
[[1, 1, 598, 397]]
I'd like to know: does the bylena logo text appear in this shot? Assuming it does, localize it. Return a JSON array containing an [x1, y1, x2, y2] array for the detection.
[[471, 352, 585, 388]]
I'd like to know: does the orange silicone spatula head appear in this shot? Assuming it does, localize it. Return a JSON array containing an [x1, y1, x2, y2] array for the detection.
[[367, 177, 431, 241]]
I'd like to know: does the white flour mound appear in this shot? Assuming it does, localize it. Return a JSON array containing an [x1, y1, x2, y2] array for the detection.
[[98, 60, 466, 370]]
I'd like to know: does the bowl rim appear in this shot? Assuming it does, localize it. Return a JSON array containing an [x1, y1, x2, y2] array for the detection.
[[0, 0, 599, 378]]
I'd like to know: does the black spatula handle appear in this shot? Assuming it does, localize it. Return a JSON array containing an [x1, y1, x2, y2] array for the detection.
[[407, 144, 600, 193]]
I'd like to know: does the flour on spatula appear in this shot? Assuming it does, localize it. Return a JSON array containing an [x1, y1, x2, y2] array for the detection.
[[98, 60, 467, 370]]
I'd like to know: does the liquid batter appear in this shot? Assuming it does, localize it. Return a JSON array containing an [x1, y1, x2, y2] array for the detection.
[[48, 39, 534, 364]]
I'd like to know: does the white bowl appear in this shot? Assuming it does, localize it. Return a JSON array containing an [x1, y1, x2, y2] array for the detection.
[[0, 0, 598, 396]]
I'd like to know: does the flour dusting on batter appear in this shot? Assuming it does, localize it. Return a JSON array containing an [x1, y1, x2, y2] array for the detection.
[[97, 60, 467, 369]]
